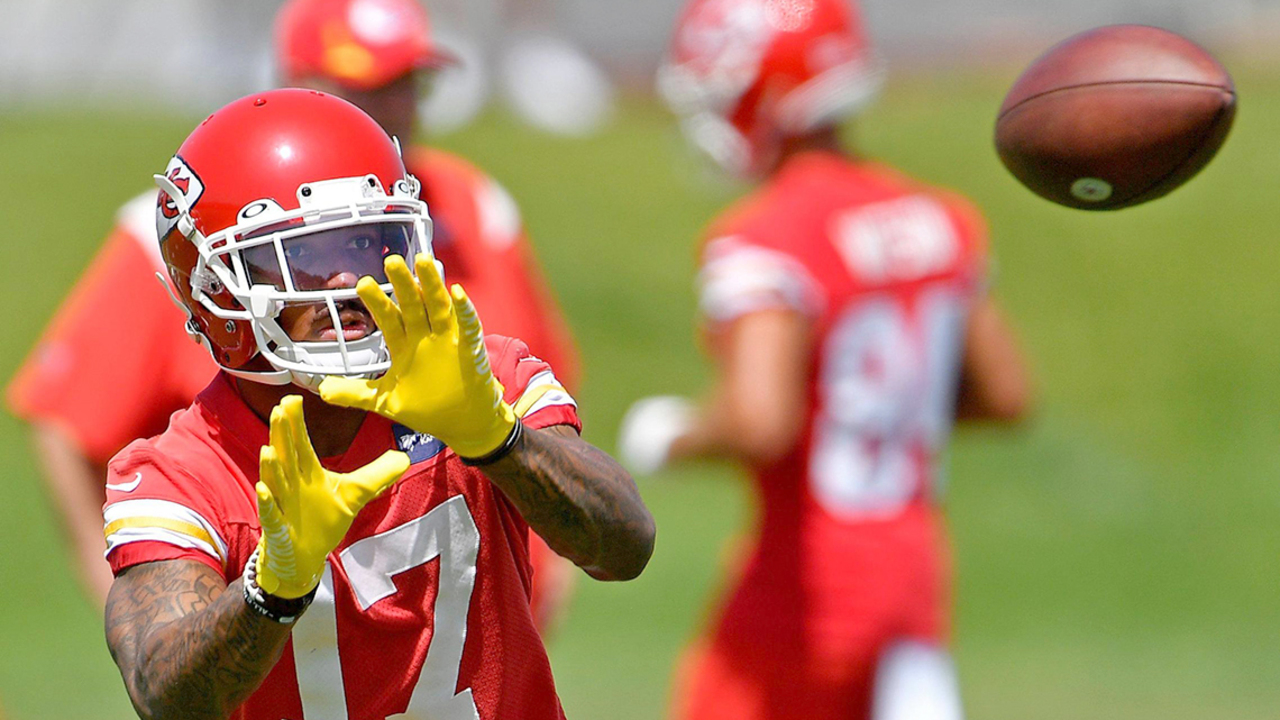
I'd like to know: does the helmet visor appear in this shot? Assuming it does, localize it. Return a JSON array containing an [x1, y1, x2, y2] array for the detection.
[[239, 216, 420, 293]]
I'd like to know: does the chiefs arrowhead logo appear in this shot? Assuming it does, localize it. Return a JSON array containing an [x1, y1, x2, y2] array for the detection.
[[160, 167, 190, 219], [156, 156, 204, 240]]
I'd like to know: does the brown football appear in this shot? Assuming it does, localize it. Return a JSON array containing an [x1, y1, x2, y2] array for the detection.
[[995, 25, 1236, 210]]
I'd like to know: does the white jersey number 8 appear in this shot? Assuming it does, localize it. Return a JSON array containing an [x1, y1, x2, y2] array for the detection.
[[810, 288, 967, 519]]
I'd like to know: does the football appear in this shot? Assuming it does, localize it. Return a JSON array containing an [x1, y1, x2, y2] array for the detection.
[[995, 25, 1236, 210]]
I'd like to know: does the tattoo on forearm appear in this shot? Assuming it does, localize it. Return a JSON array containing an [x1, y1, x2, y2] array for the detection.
[[105, 561, 293, 720], [484, 426, 655, 580]]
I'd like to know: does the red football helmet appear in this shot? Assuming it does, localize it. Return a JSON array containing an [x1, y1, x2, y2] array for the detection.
[[154, 88, 432, 389], [276, 0, 454, 91], [658, 0, 884, 176]]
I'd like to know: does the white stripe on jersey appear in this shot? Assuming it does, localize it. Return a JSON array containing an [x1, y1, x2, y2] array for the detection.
[[103, 498, 228, 562], [103, 526, 224, 564], [523, 369, 559, 393], [513, 368, 577, 419], [524, 388, 577, 418]]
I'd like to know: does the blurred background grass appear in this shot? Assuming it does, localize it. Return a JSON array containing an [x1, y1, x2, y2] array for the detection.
[[1, 61, 1279, 719]]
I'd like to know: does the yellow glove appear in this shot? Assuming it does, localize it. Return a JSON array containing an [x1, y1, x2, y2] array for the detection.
[[318, 253, 518, 460], [254, 395, 409, 599]]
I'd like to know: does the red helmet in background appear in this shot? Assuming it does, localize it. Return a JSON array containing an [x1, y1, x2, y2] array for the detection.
[[155, 88, 432, 389], [658, 0, 884, 176], [276, 0, 454, 90]]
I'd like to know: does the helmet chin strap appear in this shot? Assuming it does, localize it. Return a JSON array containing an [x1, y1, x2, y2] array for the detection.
[[227, 282, 420, 394]]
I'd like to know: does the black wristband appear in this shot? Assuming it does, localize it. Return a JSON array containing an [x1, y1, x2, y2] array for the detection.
[[458, 419, 525, 466], [242, 549, 316, 624]]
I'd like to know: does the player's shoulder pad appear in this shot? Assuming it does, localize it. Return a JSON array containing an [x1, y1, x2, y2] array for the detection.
[[105, 440, 226, 509], [700, 175, 808, 263]]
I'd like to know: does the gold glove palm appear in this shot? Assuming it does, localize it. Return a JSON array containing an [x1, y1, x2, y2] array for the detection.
[[255, 395, 409, 599]]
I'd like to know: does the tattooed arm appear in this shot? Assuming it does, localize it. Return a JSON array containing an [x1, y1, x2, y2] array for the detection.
[[483, 425, 656, 582], [105, 560, 293, 720]]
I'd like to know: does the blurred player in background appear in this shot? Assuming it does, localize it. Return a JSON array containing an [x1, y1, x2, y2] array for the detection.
[[419, 0, 616, 136], [619, 0, 1032, 718], [7, 0, 582, 632]]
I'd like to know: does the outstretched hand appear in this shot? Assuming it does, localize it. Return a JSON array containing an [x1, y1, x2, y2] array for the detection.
[[318, 254, 517, 460], [255, 395, 408, 599]]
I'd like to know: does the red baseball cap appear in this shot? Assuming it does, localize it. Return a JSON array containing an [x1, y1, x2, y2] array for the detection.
[[276, 0, 455, 91]]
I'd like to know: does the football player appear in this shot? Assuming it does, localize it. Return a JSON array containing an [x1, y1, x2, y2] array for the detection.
[[8, 0, 583, 629], [102, 88, 654, 720], [619, 1, 1032, 719]]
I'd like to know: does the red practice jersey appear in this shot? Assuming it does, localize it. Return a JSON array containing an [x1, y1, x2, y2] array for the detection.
[[693, 151, 987, 662], [104, 337, 578, 720]]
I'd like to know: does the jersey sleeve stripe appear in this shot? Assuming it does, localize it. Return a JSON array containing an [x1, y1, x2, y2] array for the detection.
[[513, 369, 575, 418], [520, 368, 559, 391], [103, 498, 228, 561], [104, 519, 226, 564], [520, 387, 577, 418]]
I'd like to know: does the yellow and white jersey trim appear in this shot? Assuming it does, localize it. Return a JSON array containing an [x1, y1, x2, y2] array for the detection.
[[514, 369, 576, 419], [103, 498, 228, 566]]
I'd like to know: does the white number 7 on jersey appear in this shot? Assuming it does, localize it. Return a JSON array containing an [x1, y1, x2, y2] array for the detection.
[[292, 495, 481, 720]]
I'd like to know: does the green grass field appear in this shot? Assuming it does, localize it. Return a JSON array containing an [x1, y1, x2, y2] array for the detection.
[[2, 62, 1279, 719]]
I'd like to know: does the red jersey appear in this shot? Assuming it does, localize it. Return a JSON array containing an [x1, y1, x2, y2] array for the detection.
[[695, 152, 986, 653], [104, 336, 579, 720], [7, 146, 580, 464]]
